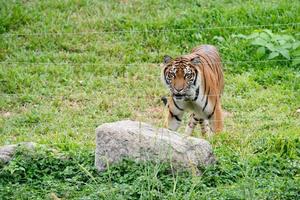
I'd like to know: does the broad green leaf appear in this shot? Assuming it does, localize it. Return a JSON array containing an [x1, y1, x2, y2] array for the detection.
[[259, 32, 270, 40], [292, 41, 300, 50], [273, 45, 282, 51], [263, 29, 273, 37], [281, 35, 295, 41], [272, 34, 282, 42], [272, 35, 293, 43], [256, 46, 266, 58], [291, 58, 300, 66], [281, 43, 292, 49], [247, 32, 259, 39], [251, 38, 267, 46], [278, 39, 287, 46], [268, 52, 279, 59], [279, 49, 290, 59], [266, 43, 275, 51]]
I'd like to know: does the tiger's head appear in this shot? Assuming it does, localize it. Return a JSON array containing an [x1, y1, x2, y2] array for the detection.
[[162, 55, 200, 100]]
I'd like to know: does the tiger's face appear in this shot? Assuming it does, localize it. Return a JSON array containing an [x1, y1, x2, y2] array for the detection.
[[162, 55, 200, 100]]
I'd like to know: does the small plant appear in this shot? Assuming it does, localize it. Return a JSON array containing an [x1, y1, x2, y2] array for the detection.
[[236, 29, 300, 66]]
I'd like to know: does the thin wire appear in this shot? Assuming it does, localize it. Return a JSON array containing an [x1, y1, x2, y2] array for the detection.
[[0, 58, 298, 67], [1, 23, 300, 36], [1, 91, 298, 101]]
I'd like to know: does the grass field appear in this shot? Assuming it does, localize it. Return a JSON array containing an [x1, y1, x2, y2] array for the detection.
[[0, 0, 300, 199]]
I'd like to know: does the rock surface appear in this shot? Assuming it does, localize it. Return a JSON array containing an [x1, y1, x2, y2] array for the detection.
[[95, 120, 215, 172], [0, 142, 36, 164]]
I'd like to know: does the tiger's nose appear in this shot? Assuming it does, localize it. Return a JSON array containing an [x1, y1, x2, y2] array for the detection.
[[174, 87, 184, 93]]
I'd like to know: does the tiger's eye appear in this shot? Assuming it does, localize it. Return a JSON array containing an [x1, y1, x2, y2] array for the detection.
[[185, 73, 192, 79], [167, 73, 173, 79]]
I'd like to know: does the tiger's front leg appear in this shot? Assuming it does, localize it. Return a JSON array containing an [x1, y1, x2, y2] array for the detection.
[[166, 98, 185, 131], [185, 113, 200, 136], [185, 114, 212, 137], [199, 119, 212, 136]]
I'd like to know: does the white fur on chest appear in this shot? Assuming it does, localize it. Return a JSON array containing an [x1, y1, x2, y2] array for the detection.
[[173, 84, 213, 119], [191, 97, 213, 118]]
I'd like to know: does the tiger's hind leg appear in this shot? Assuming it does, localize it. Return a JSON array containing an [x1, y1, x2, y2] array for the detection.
[[210, 101, 223, 133]]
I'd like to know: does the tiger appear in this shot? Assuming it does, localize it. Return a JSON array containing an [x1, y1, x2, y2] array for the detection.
[[161, 45, 224, 136]]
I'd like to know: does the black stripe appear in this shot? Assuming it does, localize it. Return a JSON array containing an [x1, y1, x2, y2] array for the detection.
[[202, 88, 210, 111], [192, 114, 200, 121], [174, 115, 182, 121], [172, 98, 184, 111], [169, 111, 182, 121], [193, 117, 200, 122], [199, 119, 204, 123], [193, 87, 200, 101], [193, 72, 198, 86], [199, 55, 214, 71], [208, 57, 217, 73], [208, 57, 216, 71], [163, 67, 169, 84], [207, 100, 217, 119]]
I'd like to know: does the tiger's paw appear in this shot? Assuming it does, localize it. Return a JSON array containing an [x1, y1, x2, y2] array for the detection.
[[201, 126, 213, 138], [184, 126, 194, 136]]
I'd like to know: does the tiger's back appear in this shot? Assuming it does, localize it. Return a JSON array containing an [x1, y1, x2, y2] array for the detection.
[[185, 45, 224, 96]]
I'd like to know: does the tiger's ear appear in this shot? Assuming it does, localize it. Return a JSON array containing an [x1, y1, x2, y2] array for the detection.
[[191, 57, 201, 65], [163, 55, 172, 64]]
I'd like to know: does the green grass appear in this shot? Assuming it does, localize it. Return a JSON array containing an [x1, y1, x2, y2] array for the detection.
[[0, 0, 299, 199]]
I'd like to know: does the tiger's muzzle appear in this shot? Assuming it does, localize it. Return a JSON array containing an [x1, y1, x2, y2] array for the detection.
[[171, 84, 196, 101], [172, 88, 189, 100], [173, 93, 185, 100]]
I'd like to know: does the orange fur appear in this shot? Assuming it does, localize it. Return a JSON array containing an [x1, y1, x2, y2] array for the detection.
[[162, 45, 224, 134], [186, 45, 224, 132]]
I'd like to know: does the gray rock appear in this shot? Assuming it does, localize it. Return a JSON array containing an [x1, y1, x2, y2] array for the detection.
[[95, 120, 215, 172], [0, 142, 36, 164]]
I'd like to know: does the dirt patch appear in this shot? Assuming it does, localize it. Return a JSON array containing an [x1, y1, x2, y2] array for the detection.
[[0, 111, 13, 118]]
